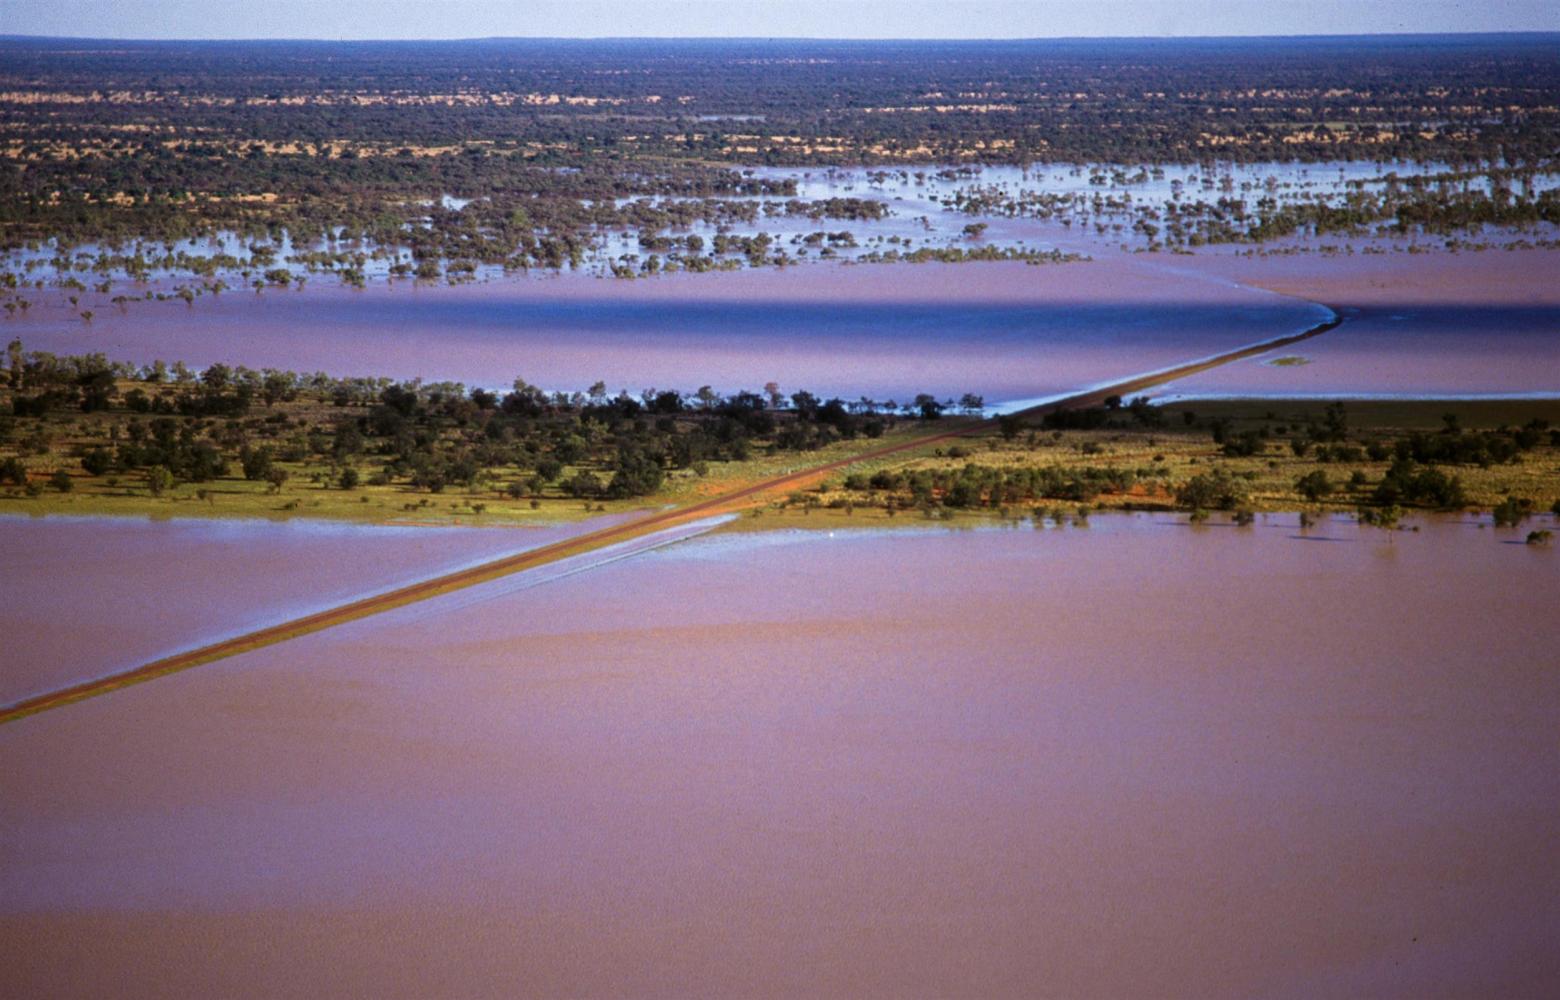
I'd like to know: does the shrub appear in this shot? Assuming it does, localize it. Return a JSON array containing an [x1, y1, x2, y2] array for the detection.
[[1295, 469, 1333, 501], [1492, 495, 1531, 527], [81, 447, 113, 476], [1373, 460, 1467, 508], [1174, 467, 1249, 511], [145, 465, 173, 495]]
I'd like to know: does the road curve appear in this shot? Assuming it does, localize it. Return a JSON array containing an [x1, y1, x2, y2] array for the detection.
[[0, 311, 1341, 726]]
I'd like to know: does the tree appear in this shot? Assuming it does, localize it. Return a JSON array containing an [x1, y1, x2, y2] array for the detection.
[[1492, 495, 1530, 527], [202, 363, 232, 390], [608, 445, 665, 498], [338, 467, 360, 490], [1358, 504, 1402, 530], [81, 447, 113, 476], [1295, 470, 1333, 502], [914, 394, 944, 420], [261, 369, 297, 406], [146, 465, 173, 496], [240, 445, 273, 481], [50, 469, 72, 492], [534, 457, 563, 483], [1174, 467, 1248, 511]]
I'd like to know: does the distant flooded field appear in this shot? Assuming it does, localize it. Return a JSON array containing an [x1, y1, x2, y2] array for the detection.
[[4, 514, 1556, 997], [1156, 248, 1560, 399], [1, 258, 1330, 403], [7, 238, 1556, 406]]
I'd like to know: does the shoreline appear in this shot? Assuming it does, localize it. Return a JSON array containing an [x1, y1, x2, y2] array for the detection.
[[26, 307, 1560, 727]]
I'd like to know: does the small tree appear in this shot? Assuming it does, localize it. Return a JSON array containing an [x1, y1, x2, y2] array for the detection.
[[241, 445, 273, 481], [81, 447, 113, 476], [1295, 470, 1333, 502], [146, 465, 173, 496], [1492, 495, 1530, 528], [1358, 504, 1401, 531], [50, 469, 73, 492], [1175, 467, 1248, 511]]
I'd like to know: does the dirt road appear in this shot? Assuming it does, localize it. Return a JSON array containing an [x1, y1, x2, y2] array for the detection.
[[0, 312, 1339, 725]]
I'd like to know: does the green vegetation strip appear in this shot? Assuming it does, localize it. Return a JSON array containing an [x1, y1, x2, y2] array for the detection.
[[0, 315, 1340, 726]]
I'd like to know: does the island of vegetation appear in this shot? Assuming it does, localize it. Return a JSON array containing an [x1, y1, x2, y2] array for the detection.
[[3, 342, 1556, 534]]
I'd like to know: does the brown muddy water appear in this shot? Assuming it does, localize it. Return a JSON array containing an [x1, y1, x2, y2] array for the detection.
[[0, 513, 630, 705], [3, 513, 1557, 998]]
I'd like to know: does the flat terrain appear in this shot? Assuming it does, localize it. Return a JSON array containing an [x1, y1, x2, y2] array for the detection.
[[4, 32, 1559, 999], [4, 516, 1555, 998], [0, 514, 622, 704]]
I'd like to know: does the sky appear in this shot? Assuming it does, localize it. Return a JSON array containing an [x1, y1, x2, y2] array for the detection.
[[4, 0, 1556, 40]]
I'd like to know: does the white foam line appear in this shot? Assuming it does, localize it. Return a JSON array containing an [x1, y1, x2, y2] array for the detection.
[[392, 514, 737, 618], [987, 303, 1343, 416]]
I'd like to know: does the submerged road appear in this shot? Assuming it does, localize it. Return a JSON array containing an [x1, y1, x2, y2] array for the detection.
[[1, 310, 1341, 725]]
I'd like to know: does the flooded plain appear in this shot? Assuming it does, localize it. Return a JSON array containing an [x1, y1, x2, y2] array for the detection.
[[3, 514, 1556, 997], [1, 258, 1332, 402], [1156, 250, 1560, 399], [5, 239, 1556, 406], [0, 514, 625, 705]]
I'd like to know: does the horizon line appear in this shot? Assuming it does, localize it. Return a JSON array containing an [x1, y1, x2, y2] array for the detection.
[[4, 30, 1559, 45]]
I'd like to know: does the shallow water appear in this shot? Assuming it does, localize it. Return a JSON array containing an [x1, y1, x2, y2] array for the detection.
[[1157, 250, 1560, 398], [3, 514, 1556, 997], [2, 259, 1327, 402], [11, 160, 1553, 286], [0, 514, 625, 705]]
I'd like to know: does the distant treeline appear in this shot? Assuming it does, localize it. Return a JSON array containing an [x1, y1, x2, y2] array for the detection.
[[2, 35, 1558, 255], [0, 341, 973, 501]]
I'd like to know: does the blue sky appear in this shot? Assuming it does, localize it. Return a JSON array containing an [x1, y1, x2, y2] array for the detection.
[[5, 0, 1557, 40]]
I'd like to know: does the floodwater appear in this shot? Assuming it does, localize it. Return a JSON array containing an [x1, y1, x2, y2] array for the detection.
[[2, 259, 1330, 403], [0, 513, 629, 705], [1155, 249, 1560, 399], [10, 160, 1554, 284], [3, 514, 1556, 997]]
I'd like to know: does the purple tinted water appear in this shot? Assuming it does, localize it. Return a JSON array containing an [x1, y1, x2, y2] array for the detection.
[[4, 260, 1325, 402], [2, 514, 1556, 996]]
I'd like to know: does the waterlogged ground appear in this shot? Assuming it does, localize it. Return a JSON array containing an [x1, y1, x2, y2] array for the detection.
[[3, 514, 1556, 997], [6, 160, 1557, 287]]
